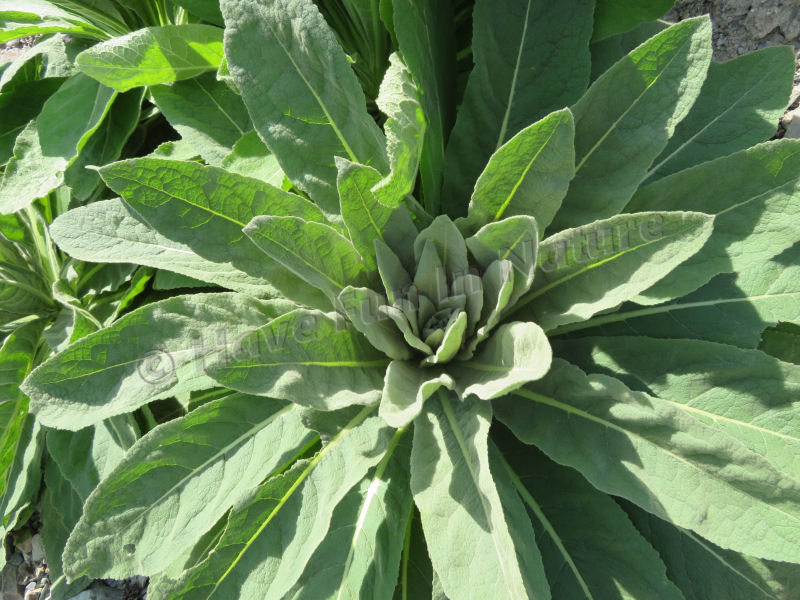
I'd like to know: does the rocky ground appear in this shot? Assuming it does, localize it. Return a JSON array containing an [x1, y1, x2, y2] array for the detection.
[[1, 2, 800, 599]]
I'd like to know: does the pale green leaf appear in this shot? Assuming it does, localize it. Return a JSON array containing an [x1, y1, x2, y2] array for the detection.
[[552, 17, 713, 231], [221, 0, 387, 214], [466, 215, 538, 306], [496, 360, 800, 563], [0, 72, 115, 213], [285, 428, 412, 600], [22, 292, 292, 430], [411, 393, 549, 600], [379, 361, 453, 429], [244, 215, 368, 302], [150, 405, 390, 600], [624, 501, 800, 600], [442, 0, 593, 217], [76, 24, 224, 91], [512, 211, 714, 330], [451, 321, 552, 400], [221, 131, 284, 188], [589, 20, 669, 82], [151, 72, 251, 166], [496, 441, 684, 600], [336, 286, 412, 360], [65, 87, 143, 200], [41, 423, 132, 598], [558, 336, 800, 476], [337, 158, 418, 271], [628, 139, 800, 304], [372, 52, 425, 208], [467, 109, 575, 231], [99, 157, 330, 309], [413, 215, 468, 279], [64, 393, 315, 579], [591, 0, 674, 41], [51, 198, 271, 296], [391, 0, 456, 213], [557, 238, 800, 347], [205, 309, 389, 411], [0, 77, 64, 165], [646, 45, 796, 181]]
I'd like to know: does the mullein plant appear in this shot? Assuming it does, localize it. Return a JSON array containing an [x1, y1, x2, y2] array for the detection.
[[16, 0, 800, 598]]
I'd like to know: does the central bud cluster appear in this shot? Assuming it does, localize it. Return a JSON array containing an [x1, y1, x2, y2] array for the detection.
[[337, 215, 536, 367]]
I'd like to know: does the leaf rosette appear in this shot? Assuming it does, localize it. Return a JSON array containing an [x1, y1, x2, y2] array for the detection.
[[16, 2, 800, 600]]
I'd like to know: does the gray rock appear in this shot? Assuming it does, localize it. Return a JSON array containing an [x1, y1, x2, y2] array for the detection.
[[29, 536, 44, 565], [66, 582, 125, 600], [785, 108, 800, 138]]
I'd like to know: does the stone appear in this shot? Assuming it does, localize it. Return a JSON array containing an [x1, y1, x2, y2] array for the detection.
[[785, 108, 800, 138], [29, 535, 44, 564], [66, 582, 125, 600]]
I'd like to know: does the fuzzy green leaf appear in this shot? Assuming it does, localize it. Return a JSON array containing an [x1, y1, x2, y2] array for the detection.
[[411, 393, 550, 600], [414, 215, 469, 279], [624, 501, 800, 600], [150, 405, 390, 600], [0, 77, 65, 165], [451, 321, 551, 400], [380, 361, 453, 429], [205, 309, 389, 411], [245, 215, 369, 303], [0, 72, 115, 213], [646, 45, 796, 181], [442, 0, 592, 216], [285, 428, 412, 600], [552, 17, 713, 230], [496, 360, 800, 563], [337, 159, 418, 272], [151, 72, 252, 166], [65, 88, 144, 201], [51, 198, 271, 296], [558, 336, 800, 475], [337, 286, 412, 360], [466, 215, 538, 306], [221, 0, 387, 214], [22, 293, 293, 430], [100, 157, 330, 309], [76, 24, 224, 91], [558, 239, 800, 347], [628, 139, 800, 304], [220, 131, 284, 187], [64, 394, 315, 579], [372, 52, 426, 208], [514, 211, 714, 330], [391, 0, 456, 213], [496, 441, 685, 600], [467, 109, 575, 231]]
